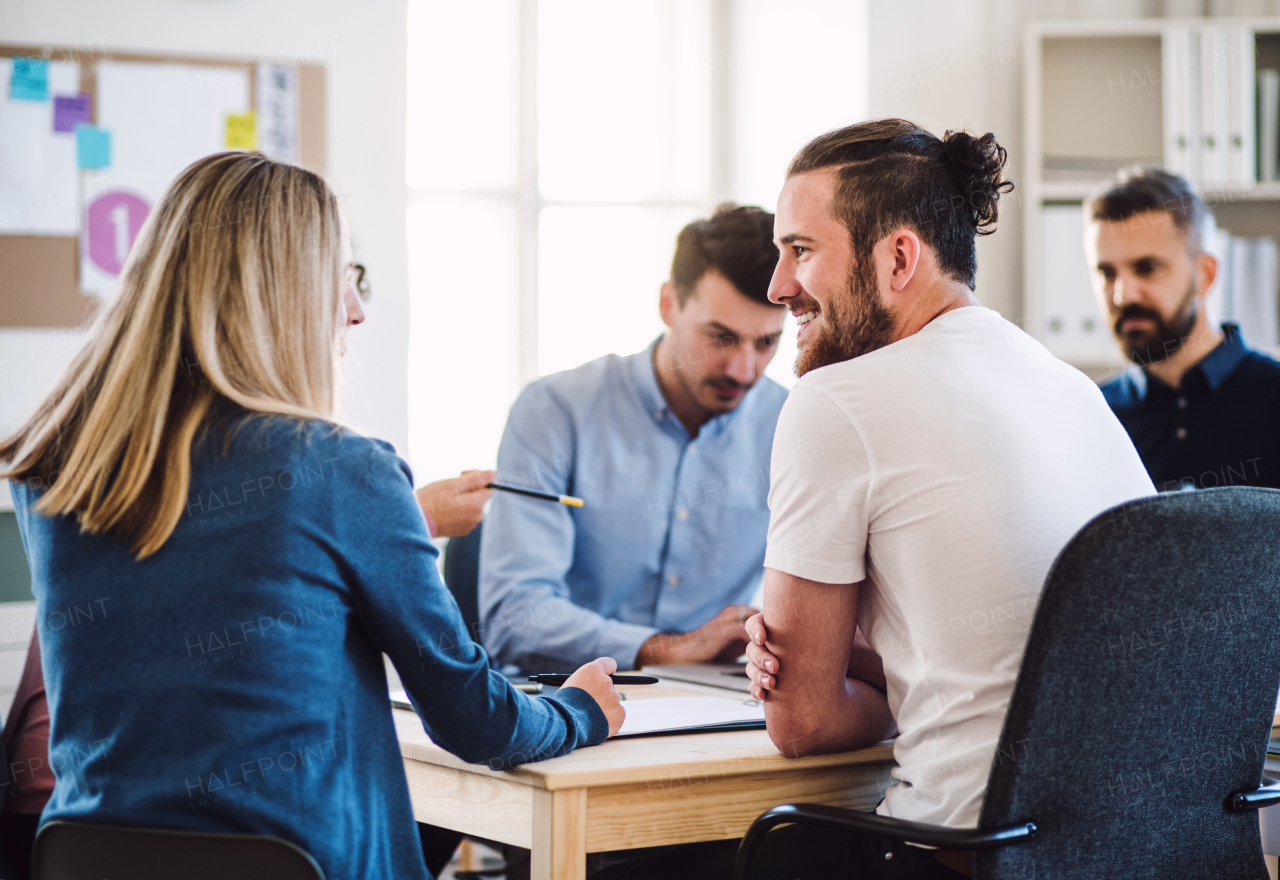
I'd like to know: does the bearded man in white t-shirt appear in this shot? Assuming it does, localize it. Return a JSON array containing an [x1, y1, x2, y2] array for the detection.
[[735, 119, 1155, 878]]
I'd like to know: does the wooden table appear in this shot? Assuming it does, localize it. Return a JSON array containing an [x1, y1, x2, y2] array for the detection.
[[395, 683, 896, 880]]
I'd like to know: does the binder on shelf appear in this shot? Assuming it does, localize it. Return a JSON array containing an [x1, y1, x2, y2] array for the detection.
[[1199, 26, 1230, 184], [1258, 69, 1279, 182], [1041, 204, 1114, 363], [1246, 236, 1279, 349], [1223, 233, 1280, 350], [1225, 26, 1256, 185], [1230, 236, 1250, 341], [1209, 227, 1234, 327], [1163, 26, 1201, 181]]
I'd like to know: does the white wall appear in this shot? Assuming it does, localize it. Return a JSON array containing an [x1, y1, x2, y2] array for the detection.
[[0, 0, 409, 507]]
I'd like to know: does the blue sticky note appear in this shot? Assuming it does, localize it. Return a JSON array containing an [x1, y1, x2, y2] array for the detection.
[[10, 57, 50, 101], [75, 124, 111, 169]]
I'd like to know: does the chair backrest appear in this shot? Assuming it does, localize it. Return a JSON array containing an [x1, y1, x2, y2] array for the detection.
[[442, 521, 484, 643], [0, 714, 17, 879], [32, 820, 325, 880], [976, 487, 1280, 880]]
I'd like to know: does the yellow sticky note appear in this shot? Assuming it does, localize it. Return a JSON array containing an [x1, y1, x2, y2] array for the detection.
[[225, 111, 257, 150]]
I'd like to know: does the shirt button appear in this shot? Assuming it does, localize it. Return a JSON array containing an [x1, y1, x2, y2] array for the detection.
[[667, 575, 680, 586], [653, 410, 663, 420], [1175, 427, 1188, 440], [1177, 397, 1188, 409], [676, 508, 689, 520], [688, 443, 696, 454]]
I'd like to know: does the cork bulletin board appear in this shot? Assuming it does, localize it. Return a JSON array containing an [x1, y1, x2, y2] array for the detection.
[[0, 45, 325, 327]]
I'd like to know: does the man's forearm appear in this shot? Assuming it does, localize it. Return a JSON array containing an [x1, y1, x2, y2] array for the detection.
[[766, 676, 894, 757], [757, 569, 895, 758]]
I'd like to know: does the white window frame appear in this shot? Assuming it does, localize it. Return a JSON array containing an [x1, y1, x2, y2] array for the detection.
[[406, 0, 734, 388]]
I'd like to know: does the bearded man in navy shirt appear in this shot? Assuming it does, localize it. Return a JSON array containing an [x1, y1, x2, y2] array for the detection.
[[1086, 167, 1280, 491]]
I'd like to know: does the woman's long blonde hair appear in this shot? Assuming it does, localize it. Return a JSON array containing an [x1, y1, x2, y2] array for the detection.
[[0, 151, 344, 558]]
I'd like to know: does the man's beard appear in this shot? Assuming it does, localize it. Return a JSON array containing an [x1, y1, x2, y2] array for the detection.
[[1113, 280, 1197, 366], [795, 260, 896, 377]]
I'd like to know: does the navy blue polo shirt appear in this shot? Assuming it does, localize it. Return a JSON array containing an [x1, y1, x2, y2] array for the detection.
[[1101, 324, 1280, 491]]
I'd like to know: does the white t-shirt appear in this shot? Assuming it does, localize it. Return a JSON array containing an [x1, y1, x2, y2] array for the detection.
[[764, 306, 1154, 828]]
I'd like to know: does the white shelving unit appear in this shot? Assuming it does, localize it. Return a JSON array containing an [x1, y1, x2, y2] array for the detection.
[[1024, 18, 1280, 376]]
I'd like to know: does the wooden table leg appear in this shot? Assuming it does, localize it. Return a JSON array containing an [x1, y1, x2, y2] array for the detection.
[[531, 787, 587, 880]]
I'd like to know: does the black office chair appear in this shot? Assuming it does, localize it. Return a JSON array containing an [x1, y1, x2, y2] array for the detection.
[[443, 521, 485, 645], [0, 722, 18, 878], [434, 523, 506, 879], [31, 821, 324, 880], [734, 486, 1280, 880]]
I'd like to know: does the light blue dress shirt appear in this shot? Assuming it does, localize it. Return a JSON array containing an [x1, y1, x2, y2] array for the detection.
[[479, 338, 789, 671]]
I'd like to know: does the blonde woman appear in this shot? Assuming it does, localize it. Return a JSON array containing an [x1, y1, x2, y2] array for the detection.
[[0, 152, 622, 880]]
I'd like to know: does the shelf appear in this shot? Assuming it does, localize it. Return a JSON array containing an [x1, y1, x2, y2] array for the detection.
[[1032, 18, 1280, 39], [1202, 181, 1280, 201], [1026, 20, 1280, 365], [1038, 181, 1096, 201], [1038, 180, 1280, 203]]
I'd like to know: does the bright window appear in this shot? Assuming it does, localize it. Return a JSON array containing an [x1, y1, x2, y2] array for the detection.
[[406, 0, 868, 481]]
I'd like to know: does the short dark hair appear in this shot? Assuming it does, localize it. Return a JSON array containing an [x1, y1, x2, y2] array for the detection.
[[670, 203, 780, 307], [1088, 167, 1212, 255], [787, 118, 1013, 290]]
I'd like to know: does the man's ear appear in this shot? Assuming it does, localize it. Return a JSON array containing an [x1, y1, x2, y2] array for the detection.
[[1194, 251, 1218, 301], [880, 228, 923, 293], [659, 281, 679, 328]]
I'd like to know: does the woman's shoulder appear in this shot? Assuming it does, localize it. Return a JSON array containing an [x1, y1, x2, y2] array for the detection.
[[203, 408, 411, 493]]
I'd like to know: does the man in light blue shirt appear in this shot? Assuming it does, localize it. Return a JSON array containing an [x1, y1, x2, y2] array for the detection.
[[480, 204, 789, 672]]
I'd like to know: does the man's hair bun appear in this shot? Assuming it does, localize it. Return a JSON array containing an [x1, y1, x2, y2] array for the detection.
[[939, 130, 1014, 236], [786, 118, 1015, 290]]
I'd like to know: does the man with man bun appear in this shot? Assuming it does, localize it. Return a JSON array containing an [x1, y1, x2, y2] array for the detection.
[[1086, 167, 1280, 492], [718, 120, 1156, 879]]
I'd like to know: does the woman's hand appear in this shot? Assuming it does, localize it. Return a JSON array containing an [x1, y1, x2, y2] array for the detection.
[[415, 469, 495, 537], [744, 612, 779, 701], [561, 657, 625, 737]]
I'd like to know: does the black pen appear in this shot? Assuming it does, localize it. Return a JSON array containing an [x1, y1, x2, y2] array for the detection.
[[488, 482, 584, 508], [529, 674, 659, 686]]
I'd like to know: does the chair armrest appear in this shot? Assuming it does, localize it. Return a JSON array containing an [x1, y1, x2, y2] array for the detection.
[[732, 803, 1035, 880], [1228, 775, 1280, 811]]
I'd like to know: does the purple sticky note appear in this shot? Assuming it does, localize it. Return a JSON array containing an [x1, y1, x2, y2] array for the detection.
[[53, 93, 92, 133]]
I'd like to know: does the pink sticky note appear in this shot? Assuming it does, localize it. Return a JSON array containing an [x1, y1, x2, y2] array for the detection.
[[53, 93, 93, 133]]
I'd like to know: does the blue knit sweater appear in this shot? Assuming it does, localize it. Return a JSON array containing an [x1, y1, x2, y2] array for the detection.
[[11, 410, 608, 880]]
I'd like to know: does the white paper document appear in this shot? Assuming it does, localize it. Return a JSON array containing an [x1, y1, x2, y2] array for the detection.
[[257, 63, 299, 163], [1040, 203, 1115, 363], [0, 58, 81, 235], [390, 691, 766, 738], [616, 696, 765, 738]]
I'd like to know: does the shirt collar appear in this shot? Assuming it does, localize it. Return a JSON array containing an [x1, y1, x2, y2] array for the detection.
[[1195, 322, 1250, 391], [1129, 322, 1251, 400], [630, 336, 672, 423], [628, 335, 743, 439], [1121, 363, 1148, 402]]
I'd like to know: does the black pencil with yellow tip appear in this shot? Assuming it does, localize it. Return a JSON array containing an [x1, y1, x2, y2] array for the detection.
[[486, 482, 584, 508]]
